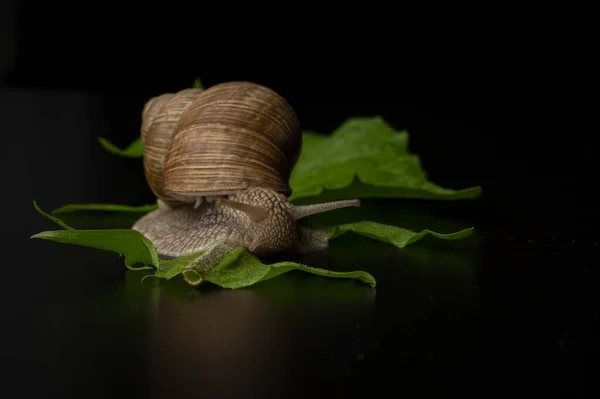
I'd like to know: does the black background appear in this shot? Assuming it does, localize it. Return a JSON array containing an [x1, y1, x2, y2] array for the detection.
[[2, 2, 594, 220], [1, 2, 597, 398]]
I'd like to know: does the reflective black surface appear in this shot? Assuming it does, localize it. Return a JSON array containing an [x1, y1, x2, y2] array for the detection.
[[2, 88, 597, 398]]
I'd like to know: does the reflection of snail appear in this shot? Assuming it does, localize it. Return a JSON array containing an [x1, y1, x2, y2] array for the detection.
[[148, 288, 284, 396], [133, 81, 360, 258]]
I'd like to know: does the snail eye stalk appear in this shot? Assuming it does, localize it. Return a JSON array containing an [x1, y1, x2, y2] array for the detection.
[[290, 199, 361, 220]]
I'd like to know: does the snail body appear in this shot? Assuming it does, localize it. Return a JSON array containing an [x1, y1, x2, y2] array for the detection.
[[132, 81, 359, 258]]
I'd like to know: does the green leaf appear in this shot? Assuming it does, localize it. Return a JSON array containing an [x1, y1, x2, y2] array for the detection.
[[32, 202, 158, 270], [288, 116, 482, 202], [33, 201, 74, 230], [31, 202, 374, 287], [31, 229, 158, 271], [192, 78, 204, 89], [207, 248, 376, 289], [328, 221, 474, 248], [98, 137, 144, 158], [149, 244, 376, 289], [52, 203, 158, 215], [30, 207, 474, 290], [290, 175, 482, 204], [152, 253, 200, 280]]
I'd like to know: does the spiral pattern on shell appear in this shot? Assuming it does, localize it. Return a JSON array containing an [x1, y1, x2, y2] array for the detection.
[[140, 82, 302, 207]]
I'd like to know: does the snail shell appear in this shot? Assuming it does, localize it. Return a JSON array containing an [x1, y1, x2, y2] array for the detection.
[[141, 82, 302, 207]]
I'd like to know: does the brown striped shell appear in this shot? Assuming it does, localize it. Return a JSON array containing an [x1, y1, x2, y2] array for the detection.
[[140, 82, 302, 207]]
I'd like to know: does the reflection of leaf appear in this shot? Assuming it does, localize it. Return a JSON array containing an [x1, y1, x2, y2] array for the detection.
[[328, 221, 474, 249], [53, 203, 158, 214], [289, 117, 481, 202], [249, 272, 377, 305], [98, 137, 144, 158]]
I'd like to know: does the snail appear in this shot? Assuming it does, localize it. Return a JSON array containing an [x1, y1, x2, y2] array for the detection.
[[132, 81, 360, 259]]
